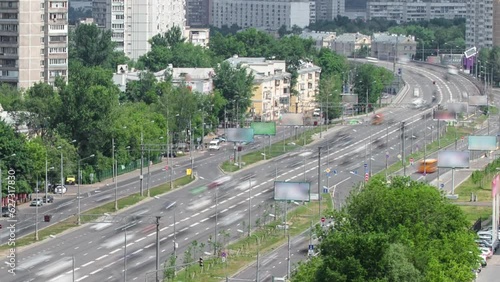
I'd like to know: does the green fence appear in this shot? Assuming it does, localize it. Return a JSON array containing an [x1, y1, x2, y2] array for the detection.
[[94, 154, 163, 184]]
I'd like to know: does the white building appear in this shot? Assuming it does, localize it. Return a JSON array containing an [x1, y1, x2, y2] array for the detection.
[[309, 1, 316, 24], [112, 65, 214, 94], [367, 0, 466, 23], [184, 27, 210, 48], [210, 0, 310, 31], [92, 0, 186, 60], [315, 0, 345, 22], [298, 30, 336, 49], [291, 61, 321, 114], [466, 0, 494, 49]]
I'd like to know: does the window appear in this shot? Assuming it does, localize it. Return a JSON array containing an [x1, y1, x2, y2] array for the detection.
[[49, 47, 67, 53], [49, 58, 67, 65], [115, 15, 124, 20], [49, 36, 66, 42], [0, 24, 17, 32]]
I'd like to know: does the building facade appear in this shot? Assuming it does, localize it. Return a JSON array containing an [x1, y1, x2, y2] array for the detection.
[[226, 56, 292, 121], [113, 64, 214, 94], [315, 0, 345, 22], [465, 0, 494, 49], [299, 30, 336, 49], [290, 61, 321, 114], [92, 0, 186, 60], [184, 27, 210, 48], [186, 0, 209, 27], [210, 0, 310, 31], [331, 32, 370, 57], [371, 33, 417, 61], [0, 0, 69, 89], [367, 0, 466, 23]]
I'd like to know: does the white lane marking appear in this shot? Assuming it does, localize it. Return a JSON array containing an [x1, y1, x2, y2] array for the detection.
[[190, 222, 200, 227], [110, 248, 121, 254], [104, 261, 117, 268], [200, 218, 208, 223], [96, 254, 108, 261], [191, 212, 200, 217], [132, 249, 143, 255], [144, 243, 154, 248], [90, 268, 103, 275], [81, 261, 95, 267], [76, 275, 89, 282], [135, 237, 146, 243]]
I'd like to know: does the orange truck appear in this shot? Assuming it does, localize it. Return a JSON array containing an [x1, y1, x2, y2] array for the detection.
[[371, 113, 383, 125]]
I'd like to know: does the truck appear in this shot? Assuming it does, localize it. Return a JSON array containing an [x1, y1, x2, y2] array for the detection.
[[371, 113, 383, 125]]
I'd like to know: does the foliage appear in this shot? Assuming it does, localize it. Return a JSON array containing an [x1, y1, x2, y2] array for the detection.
[[0, 83, 23, 111], [293, 176, 479, 282], [69, 24, 127, 70]]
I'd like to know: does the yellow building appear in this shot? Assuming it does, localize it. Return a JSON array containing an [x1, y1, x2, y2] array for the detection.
[[290, 62, 321, 114]]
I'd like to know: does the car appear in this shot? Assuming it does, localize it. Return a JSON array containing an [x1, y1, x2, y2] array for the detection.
[[163, 152, 177, 158], [235, 179, 258, 191], [164, 200, 177, 210], [479, 247, 493, 259], [43, 195, 54, 203], [208, 176, 232, 189], [54, 185, 67, 194], [479, 255, 487, 267], [30, 198, 43, 207], [1, 206, 16, 217], [65, 175, 76, 185], [186, 197, 211, 211], [213, 136, 226, 143]]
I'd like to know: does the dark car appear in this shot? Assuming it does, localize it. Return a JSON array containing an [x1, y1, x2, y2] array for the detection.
[[2, 206, 16, 217], [163, 152, 177, 158], [43, 195, 54, 203]]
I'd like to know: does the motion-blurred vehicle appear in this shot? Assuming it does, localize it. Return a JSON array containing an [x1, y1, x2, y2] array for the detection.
[[186, 197, 211, 211], [165, 200, 177, 210], [448, 65, 458, 75], [417, 159, 437, 174], [190, 186, 207, 195], [43, 195, 54, 203], [236, 179, 258, 191], [221, 212, 245, 226], [371, 114, 383, 125], [208, 176, 232, 189]]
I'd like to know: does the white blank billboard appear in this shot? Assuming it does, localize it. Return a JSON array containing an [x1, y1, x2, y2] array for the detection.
[[437, 151, 470, 168], [280, 114, 304, 126], [469, 96, 488, 106], [274, 181, 310, 202], [225, 128, 254, 142]]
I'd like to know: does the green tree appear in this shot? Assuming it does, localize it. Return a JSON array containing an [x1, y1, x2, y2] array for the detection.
[[23, 82, 61, 137], [0, 83, 23, 111], [293, 176, 479, 282]]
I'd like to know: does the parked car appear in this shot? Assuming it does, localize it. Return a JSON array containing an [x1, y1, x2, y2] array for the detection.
[[163, 152, 177, 158], [479, 247, 493, 259], [30, 198, 43, 207], [1, 206, 16, 217], [43, 195, 54, 203]]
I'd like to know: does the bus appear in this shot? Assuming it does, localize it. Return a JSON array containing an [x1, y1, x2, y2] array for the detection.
[[417, 159, 438, 174]]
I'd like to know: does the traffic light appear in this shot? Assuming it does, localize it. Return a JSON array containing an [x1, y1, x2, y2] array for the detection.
[[199, 257, 203, 267], [398, 68, 402, 75]]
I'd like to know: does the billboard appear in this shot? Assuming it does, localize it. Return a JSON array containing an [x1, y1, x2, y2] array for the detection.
[[433, 109, 456, 121], [250, 122, 276, 135], [274, 181, 310, 202], [469, 96, 488, 106], [447, 102, 468, 114], [437, 151, 470, 168], [280, 113, 304, 126], [342, 94, 358, 104], [468, 136, 497, 151], [225, 128, 254, 143]]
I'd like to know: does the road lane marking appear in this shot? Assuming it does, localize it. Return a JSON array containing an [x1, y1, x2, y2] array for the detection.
[[104, 261, 117, 268], [190, 222, 199, 227], [81, 261, 95, 267], [76, 275, 89, 281], [144, 243, 154, 248], [132, 249, 143, 255], [90, 268, 103, 275], [135, 237, 146, 243], [110, 248, 121, 254], [96, 254, 108, 261]]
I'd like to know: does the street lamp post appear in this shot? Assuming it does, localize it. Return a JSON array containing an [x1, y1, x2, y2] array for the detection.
[[0, 153, 16, 207], [77, 154, 95, 225]]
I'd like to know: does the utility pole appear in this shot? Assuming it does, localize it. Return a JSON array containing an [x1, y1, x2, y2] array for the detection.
[[317, 147, 321, 217], [124, 230, 127, 282], [147, 149, 151, 197], [287, 234, 291, 279], [156, 216, 161, 282], [401, 122, 406, 176], [112, 138, 115, 183], [114, 159, 118, 211], [140, 132, 144, 196], [248, 178, 252, 237], [214, 187, 219, 255]]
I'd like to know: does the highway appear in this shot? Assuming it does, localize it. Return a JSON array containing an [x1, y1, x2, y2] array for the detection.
[[1, 61, 481, 282]]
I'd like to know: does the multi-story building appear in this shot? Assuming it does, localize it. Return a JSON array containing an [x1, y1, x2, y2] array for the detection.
[[184, 27, 209, 48], [466, 0, 494, 49], [226, 56, 291, 121], [210, 0, 310, 31], [291, 61, 321, 114], [112, 64, 214, 94], [309, 1, 316, 24], [0, 0, 69, 89], [315, 0, 345, 22], [186, 0, 209, 27], [92, 0, 186, 60], [331, 32, 371, 57], [371, 33, 417, 61], [298, 30, 336, 49], [367, 0, 466, 23]]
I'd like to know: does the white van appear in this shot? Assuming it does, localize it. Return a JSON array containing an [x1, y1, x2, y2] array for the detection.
[[208, 140, 220, 150], [413, 88, 420, 97]]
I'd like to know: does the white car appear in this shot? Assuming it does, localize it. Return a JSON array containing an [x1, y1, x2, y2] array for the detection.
[[186, 198, 211, 211], [54, 185, 67, 194], [220, 212, 245, 226], [30, 198, 43, 207], [479, 247, 493, 259], [236, 180, 258, 191]]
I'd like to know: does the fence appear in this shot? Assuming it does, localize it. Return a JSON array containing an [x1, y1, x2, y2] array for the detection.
[[94, 154, 163, 184]]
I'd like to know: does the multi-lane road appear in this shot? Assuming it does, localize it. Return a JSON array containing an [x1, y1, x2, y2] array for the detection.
[[1, 60, 481, 282]]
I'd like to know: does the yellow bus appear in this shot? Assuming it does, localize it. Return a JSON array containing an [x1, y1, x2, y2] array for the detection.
[[417, 159, 438, 174]]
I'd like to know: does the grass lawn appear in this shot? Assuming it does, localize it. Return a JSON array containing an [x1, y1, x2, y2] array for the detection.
[[454, 177, 492, 204], [458, 205, 492, 225], [0, 175, 193, 253]]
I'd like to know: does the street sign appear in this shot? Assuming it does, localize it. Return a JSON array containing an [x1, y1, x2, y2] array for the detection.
[[326, 172, 331, 177], [325, 168, 331, 173], [221, 252, 226, 258], [165, 165, 169, 170], [440, 183, 444, 189], [461, 136, 465, 141], [321, 217, 325, 222], [386, 153, 389, 158], [333, 170, 337, 175], [323, 188, 329, 194], [364, 163, 368, 168], [365, 173, 369, 182], [410, 158, 414, 165], [309, 244, 314, 250], [222, 257, 226, 263]]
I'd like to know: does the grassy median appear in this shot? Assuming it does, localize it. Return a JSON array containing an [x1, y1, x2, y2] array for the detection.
[[0, 175, 194, 253], [166, 194, 333, 282]]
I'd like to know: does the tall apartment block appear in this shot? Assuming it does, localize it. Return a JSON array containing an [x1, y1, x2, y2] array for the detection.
[[315, 0, 345, 22], [465, 0, 494, 49], [0, 0, 68, 89], [186, 0, 209, 27], [92, 0, 186, 61], [210, 0, 310, 31], [367, 0, 466, 23]]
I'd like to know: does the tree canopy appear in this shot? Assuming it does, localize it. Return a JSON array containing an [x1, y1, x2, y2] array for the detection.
[[293, 176, 479, 282]]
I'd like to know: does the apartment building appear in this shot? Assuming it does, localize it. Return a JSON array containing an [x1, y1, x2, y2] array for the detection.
[[92, 0, 186, 60], [0, 0, 69, 89], [226, 56, 291, 121], [210, 0, 310, 31], [298, 30, 336, 49], [290, 61, 321, 114], [466, 0, 494, 49], [186, 0, 209, 27], [331, 32, 370, 57], [309, 1, 316, 24], [371, 33, 417, 61], [367, 0, 466, 23], [315, 0, 345, 22], [184, 27, 209, 48]]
